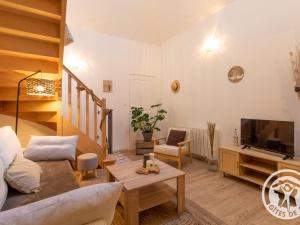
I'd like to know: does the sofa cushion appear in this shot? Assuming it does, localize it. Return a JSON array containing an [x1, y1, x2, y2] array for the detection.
[[2, 160, 79, 211], [0, 182, 122, 225], [5, 155, 42, 194], [24, 136, 78, 161], [166, 130, 186, 146], [0, 126, 22, 168], [154, 144, 187, 157], [0, 160, 8, 210]]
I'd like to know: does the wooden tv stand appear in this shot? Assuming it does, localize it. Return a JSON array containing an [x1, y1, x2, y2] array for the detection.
[[219, 146, 300, 187]]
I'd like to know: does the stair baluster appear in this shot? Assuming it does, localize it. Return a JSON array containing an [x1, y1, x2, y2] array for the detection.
[[62, 65, 107, 166]]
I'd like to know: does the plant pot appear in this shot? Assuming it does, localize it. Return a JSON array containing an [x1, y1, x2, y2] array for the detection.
[[142, 132, 153, 142]]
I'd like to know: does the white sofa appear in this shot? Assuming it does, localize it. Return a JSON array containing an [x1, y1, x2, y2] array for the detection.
[[0, 126, 122, 225], [0, 181, 122, 225]]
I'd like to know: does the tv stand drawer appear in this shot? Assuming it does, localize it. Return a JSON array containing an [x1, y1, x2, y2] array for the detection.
[[278, 162, 300, 172]]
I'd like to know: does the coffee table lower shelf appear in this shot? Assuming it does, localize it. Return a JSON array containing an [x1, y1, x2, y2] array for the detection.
[[119, 182, 176, 212]]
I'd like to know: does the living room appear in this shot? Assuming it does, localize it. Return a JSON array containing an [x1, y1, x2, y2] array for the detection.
[[0, 0, 300, 224]]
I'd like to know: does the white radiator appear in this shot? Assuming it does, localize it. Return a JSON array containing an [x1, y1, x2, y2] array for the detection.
[[190, 128, 219, 160]]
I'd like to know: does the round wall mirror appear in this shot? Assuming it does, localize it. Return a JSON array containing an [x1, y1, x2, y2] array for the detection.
[[228, 66, 245, 83]]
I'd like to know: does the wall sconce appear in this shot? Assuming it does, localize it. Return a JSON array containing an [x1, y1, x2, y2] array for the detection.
[[203, 36, 220, 53], [64, 53, 87, 71]]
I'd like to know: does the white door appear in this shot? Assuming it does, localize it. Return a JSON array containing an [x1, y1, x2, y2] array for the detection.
[[129, 74, 160, 150]]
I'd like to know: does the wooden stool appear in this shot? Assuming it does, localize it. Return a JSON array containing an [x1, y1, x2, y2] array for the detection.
[[77, 153, 98, 181]]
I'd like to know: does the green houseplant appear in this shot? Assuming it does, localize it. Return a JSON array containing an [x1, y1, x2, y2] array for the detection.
[[131, 104, 167, 142]]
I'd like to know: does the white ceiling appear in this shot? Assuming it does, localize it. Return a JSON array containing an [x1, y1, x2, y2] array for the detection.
[[67, 0, 233, 45]]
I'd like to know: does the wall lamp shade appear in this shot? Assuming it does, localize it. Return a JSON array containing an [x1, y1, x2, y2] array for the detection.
[[26, 78, 55, 96]]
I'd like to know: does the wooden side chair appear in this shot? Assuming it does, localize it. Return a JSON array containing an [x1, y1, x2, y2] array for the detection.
[[153, 127, 192, 169]]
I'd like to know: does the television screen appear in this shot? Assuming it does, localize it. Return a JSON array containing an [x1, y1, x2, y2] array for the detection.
[[241, 118, 294, 156]]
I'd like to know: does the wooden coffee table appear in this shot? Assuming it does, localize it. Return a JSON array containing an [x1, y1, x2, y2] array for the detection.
[[106, 160, 185, 225]]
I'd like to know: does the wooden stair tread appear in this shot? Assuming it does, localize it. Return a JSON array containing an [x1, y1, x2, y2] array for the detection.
[[0, 32, 59, 58], [0, 0, 61, 22], [0, 27, 60, 43], [3, 112, 57, 122], [8, 0, 61, 15], [0, 100, 58, 112], [0, 49, 59, 62], [0, 55, 58, 73]]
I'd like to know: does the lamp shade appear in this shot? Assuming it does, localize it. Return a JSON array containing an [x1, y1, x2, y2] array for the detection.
[[26, 78, 55, 96]]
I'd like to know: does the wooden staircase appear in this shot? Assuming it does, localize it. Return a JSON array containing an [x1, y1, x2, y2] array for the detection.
[[0, 0, 107, 166]]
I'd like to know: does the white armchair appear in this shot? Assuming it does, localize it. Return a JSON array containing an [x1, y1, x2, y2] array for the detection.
[[153, 127, 192, 169]]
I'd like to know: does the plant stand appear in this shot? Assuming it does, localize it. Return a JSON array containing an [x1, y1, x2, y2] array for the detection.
[[136, 140, 154, 155]]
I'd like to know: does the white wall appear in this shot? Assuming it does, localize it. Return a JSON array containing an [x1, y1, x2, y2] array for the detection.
[[161, 0, 300, 154], [0, 115, 56, 147], [63, 26, 162, 151]]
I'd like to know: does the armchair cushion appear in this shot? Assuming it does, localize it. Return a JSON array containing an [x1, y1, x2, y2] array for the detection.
[[166, 130, 186, 146], [154, 144, 187, 157], [0, 182, 122, 225], [167, 127, 192, 143]]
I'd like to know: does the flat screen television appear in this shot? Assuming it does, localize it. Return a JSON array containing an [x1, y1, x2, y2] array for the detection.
[[241, 118, 295, 158]]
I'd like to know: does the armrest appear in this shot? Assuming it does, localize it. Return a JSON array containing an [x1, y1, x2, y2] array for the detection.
[[178, 139, 192, 146], [0, 182, 123, 225], [153, 137, 167, 145], [153, 137, 167, 141]]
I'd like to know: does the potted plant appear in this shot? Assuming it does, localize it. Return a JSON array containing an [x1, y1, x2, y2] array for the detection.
[[131, 104, 167, 142]]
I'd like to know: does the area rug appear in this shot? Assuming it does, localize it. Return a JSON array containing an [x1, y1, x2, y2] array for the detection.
[[77, 152, 227, 225], [112, 198, 226, 225]]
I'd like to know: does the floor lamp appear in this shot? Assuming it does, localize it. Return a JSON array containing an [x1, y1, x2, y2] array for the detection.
[[15, 70, 56, 134]]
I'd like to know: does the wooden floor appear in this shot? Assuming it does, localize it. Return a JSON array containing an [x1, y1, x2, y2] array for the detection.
[[122, 150, 300, 225]]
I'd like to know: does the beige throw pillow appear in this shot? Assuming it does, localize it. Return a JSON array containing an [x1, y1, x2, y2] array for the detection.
[[5, 155, 42, 194]]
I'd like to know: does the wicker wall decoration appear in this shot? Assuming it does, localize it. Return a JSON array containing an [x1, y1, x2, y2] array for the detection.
[[171, 80, 180, 93], [290, 48, 300, 97]]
